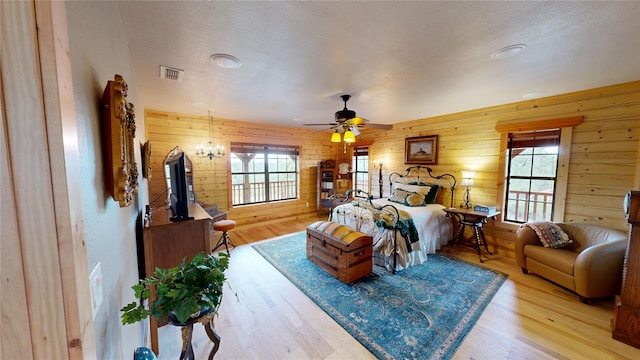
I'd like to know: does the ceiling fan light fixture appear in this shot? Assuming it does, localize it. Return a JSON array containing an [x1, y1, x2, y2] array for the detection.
[[331, 130, 342, 143], [343, 129, 356, 143]]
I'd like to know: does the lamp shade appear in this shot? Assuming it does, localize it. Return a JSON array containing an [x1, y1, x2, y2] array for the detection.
[[331, 130, 341, 143], [461, 171, 475, 187], [343, 129, 356, 143]]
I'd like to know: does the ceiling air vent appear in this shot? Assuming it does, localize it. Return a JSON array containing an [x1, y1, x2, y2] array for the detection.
[[159, 65, 184, 82]]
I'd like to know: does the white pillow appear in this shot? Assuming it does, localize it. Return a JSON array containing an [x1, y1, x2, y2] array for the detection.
[[388, 189, 427, 207], [393, 183, 433, 197]]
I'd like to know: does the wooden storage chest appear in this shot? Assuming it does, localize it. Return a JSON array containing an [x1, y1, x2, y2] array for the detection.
[[306, 221, 373, 284]]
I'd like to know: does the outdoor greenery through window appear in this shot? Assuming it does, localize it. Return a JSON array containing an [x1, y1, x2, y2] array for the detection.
[[230, 143, 299, 206], [505, 130, 560, 223], [352, 146, 369, 194]]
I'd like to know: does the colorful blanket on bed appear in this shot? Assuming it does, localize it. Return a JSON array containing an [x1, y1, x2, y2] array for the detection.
[[352, 200, 420, 245]]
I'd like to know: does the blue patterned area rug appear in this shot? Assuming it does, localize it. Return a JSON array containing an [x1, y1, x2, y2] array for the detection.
[[253, 231, 508, 360]]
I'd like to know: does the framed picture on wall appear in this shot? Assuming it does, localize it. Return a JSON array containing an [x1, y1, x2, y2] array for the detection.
[[405, 135, 438, 164]]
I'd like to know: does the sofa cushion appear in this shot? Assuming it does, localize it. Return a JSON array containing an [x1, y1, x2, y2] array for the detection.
[[525, 257, 576, 291], [524, 221, 573, 248], [524, 245, 577, 275], [557, 223, 627, 253]]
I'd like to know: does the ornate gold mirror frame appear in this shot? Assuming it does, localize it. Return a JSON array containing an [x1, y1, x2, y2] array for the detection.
[[163, 146, 196, 205], [142, 141, 152, 179], [102, 74, 138, 207]]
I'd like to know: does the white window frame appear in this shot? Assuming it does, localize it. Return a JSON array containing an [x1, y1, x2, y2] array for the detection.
[[495, 116, 582, 224]]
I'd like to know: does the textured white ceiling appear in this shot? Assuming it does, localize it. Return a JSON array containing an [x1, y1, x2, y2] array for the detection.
[[117, 1, 640, 129]]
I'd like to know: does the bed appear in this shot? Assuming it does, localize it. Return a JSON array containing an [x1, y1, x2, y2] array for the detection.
[[329, 166, 456, 273]]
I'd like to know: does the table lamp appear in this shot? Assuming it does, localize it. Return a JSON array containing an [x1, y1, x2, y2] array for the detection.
[[461, 171, 475, 209]]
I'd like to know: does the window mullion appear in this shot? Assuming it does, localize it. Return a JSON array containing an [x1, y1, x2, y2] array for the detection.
[[263, 149, 271, 201]]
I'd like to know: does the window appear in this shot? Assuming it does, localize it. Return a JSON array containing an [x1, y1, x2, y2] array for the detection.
[[352, 146, 369, 194], [504, 130, 560, 223], [230, 143, 299, 206], [496, 116, 581, 225]]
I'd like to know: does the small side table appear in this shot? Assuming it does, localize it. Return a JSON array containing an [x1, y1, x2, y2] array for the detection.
[[443, 207, 500, 263], [168, 309, 220, 360]]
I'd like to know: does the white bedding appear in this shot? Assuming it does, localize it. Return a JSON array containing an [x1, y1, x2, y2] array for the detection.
[[330, 198, 452, 271]]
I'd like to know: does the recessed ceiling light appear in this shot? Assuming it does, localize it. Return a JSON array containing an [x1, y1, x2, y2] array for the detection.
[[210, 54, 242, 69], [522, 91, 547, 99], [491, 44, 527, 59]]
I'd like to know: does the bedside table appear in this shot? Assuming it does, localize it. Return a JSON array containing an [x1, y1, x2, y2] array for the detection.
[[443, 207, 500, 262]]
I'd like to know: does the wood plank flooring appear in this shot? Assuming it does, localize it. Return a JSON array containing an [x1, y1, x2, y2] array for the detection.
[[156, 216, 640, 359]]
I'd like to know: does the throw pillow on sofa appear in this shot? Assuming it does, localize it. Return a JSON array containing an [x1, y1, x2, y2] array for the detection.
[[522, 221, 573, 248]]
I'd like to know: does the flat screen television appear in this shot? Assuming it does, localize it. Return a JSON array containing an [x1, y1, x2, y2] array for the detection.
[[165, 151, 193, 222]]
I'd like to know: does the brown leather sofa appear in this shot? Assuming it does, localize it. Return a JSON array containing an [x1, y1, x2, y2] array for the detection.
[[515, 222, 627, 303]]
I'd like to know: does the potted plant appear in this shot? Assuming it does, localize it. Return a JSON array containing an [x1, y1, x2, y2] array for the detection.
[[121, 252, 232, 326]]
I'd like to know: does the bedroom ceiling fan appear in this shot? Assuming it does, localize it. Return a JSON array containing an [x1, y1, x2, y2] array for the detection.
[[305, 94, 393, 143]]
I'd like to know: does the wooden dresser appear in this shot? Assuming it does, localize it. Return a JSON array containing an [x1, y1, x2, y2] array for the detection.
[[142, 203, 212, 354]]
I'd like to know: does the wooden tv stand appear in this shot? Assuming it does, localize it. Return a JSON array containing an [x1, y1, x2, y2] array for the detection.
[[142, 203, 212, 354]]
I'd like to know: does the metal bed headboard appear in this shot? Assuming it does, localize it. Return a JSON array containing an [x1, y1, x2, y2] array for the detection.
[[389, 165, 457, 208]]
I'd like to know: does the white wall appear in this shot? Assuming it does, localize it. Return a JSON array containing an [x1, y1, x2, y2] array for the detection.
[[66, 2, 148, 358]]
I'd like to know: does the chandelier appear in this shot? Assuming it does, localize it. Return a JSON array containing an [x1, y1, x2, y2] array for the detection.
[[196, 111, 225, 161]]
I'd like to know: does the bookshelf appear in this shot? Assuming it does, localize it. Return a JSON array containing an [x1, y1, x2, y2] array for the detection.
[[317, 161, 336, 216]]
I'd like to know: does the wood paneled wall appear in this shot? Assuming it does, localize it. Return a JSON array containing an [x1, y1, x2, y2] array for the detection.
[[145, 81, 639, 258], [2, 1, 96, 357], [145, 111, 343, 226], [358, 81, 640, 258]]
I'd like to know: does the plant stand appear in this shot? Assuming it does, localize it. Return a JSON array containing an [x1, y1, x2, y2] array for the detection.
[[169, 310, 220, 360]]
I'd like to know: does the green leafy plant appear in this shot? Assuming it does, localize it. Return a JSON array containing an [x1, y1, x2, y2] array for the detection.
[[121, 252, 231, 325]]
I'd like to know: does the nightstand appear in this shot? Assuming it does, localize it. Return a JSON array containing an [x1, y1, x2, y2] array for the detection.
[[443, 207, 500, 262]]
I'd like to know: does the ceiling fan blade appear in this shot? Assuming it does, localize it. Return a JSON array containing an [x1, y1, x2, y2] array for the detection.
[[361, 123, 393, 130], [349, 117, 366, 125], [309, 126, 339, 135], [304, 123, 337, 126]]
